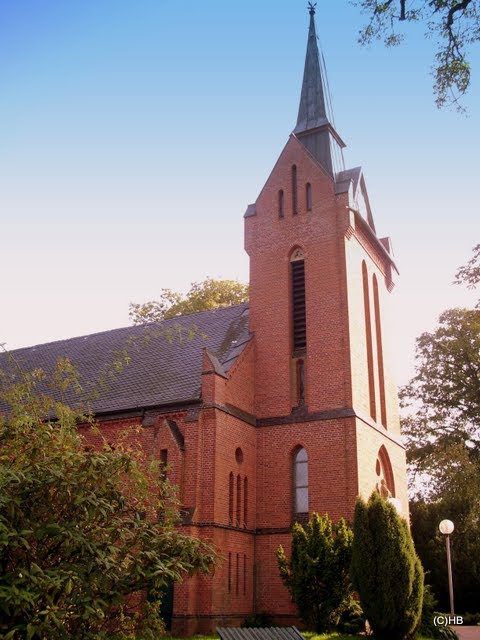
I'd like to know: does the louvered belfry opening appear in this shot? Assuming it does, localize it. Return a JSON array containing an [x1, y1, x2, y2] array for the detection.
[[291, 251, 306, 352]]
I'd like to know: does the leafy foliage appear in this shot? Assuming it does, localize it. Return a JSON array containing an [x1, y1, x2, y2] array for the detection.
[[401, 306, 480, 492], [0, 357, 216, 640], [454, 242, 480, 304], [353, 0, 480, 109], [129, 278, 249, 325], [411, 495, 480, 614], [276, 513, 354, 632], [351, 492, 424, 640], [401, 244, 480, 493]]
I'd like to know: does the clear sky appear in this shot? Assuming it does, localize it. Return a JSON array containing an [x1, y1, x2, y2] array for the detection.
[[1, 0, 479, 386]]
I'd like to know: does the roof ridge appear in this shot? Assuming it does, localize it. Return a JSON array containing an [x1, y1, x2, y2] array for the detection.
[[4, 302, 250, 354]]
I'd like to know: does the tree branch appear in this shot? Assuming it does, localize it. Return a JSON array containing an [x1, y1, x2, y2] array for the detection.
[[446, 0, 473, 29]]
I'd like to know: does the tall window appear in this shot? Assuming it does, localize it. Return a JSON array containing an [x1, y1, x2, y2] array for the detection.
[[236, 474, 241, 526], [373, 274, 387, 427], [306, 182, 312, 210], [243, 477, 248, 526], [362, 261, 376, 421], [228, 552, 232, 592], [294, 447, 309, 514], [296, 358, 305, 403], [376, 445, 395, 497], [291, 249, 306, 352], [278, 189, 284, 218], [292, 165, 298, 215], [228, 472, 234, 523]]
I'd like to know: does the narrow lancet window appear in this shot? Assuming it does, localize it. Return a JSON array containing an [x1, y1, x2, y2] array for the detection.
[[243, 477, 248, 526], [294, 447, 309, 514], [291, 249, 306, 352], [296, 359, 305, 403], [306, 182, 312, 210], [228, 472, 234, 523], [373, 275, 387, 427], [278, 189, 284, 218], [362, 261, 376, 421], [292, 165, 298, 214], [236, 475, 241, 525]]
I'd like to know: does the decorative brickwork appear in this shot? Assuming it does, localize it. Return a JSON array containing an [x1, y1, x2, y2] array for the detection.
[[1, 8, 409, 635]]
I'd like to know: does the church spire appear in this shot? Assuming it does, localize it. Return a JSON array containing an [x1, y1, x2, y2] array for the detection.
[[293, 4, 345, 178]]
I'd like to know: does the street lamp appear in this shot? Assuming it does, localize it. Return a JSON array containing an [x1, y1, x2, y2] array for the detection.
[[439, 519, 455, 614]]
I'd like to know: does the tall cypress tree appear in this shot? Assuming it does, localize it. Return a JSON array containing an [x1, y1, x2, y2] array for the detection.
[[351, 492, 424, 640], [277, 513, 353, 632]]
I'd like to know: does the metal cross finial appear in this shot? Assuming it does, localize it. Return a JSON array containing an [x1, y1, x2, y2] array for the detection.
[[308, 2, 316, 16]]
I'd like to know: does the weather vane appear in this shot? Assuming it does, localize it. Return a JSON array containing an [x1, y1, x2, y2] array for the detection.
[[308, 2, 316, 16]]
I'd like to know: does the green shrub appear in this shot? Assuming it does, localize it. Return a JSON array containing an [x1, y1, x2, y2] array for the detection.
[[350, 492, 424, 640], [277, 513, 353, 632]]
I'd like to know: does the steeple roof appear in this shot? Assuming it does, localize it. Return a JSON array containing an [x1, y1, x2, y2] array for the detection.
[[293, 4, 345, 178], [294, 3, 329, 133]]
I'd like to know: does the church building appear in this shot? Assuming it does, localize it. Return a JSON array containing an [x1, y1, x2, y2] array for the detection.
[[3, 6, 408, 635]]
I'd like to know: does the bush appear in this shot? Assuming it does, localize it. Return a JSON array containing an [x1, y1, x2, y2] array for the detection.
[[276, 513, 353, 632], [0, 358, 216, 639], [350, 492, 424, 640]]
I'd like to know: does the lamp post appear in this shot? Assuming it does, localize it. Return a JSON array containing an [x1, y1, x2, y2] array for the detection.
[[439, 519, 455, 614]]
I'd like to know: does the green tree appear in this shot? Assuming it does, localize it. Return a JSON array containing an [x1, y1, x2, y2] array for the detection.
[[411, 494, 480, 614], [129, 277, 249, 325], [276, 513, 354, 632], [401, 245, 480, 615], [354, 1, 480, 109], [351, 492, 424, 640], [402, 244, 480, 490], [0, 357, 216, 640]]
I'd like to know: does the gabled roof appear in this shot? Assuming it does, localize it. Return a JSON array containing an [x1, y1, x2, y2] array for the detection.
[[0, 304, 251, 415]]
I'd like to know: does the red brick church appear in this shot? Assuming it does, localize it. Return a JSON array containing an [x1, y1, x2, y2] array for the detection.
[[5, 6, 408, 635]]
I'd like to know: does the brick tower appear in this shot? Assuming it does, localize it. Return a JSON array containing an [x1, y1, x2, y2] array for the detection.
[[0, 6, 409, 634], [245, 5, 408, 620]]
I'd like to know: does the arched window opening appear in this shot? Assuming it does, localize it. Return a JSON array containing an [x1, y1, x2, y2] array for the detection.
[[243, 476, 248, 526], [306, 182, 312, 210], [294, 447, 309, 514], [373, 274, 387, 427], [296, 358, 305, 404], [228, 472, 234, 523], [375, 445, 395, 498], [243, 554, 247, 595], [291, 249, 306, 353], [278, 189, 284, 218], [236, 474, 241, 526], [236, 553, 240, 595], [292, 165, 298, 215], [362, 261, 376, 421]]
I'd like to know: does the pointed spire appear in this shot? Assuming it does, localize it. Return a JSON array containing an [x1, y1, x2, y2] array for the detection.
[[294, 3, 328, 133], [293, 5, 345, 178]]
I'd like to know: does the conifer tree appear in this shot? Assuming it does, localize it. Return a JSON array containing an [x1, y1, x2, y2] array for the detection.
[[351, 492, 424, 640], [276, 513, 353, 632]]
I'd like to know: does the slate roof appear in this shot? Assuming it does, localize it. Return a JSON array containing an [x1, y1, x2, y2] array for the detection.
[[0, 304, 251, 415]]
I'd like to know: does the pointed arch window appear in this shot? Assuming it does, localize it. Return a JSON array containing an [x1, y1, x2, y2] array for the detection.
[[373, 274, 387, 427], [375, 445, 395, 498], [278, 189, 284, 218], [228, 472, 234, 523], [362, 261, 376, 421], [236, 474, 241, 526], [292, 165, 298, 215], [291, 249, 306, 352], [293, 447, 309, 514], [243, 477, 248, 526], [306, 182, 312, 210]]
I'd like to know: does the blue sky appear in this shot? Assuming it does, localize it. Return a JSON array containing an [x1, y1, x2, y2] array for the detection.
[[1, 0, 479, 385]]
